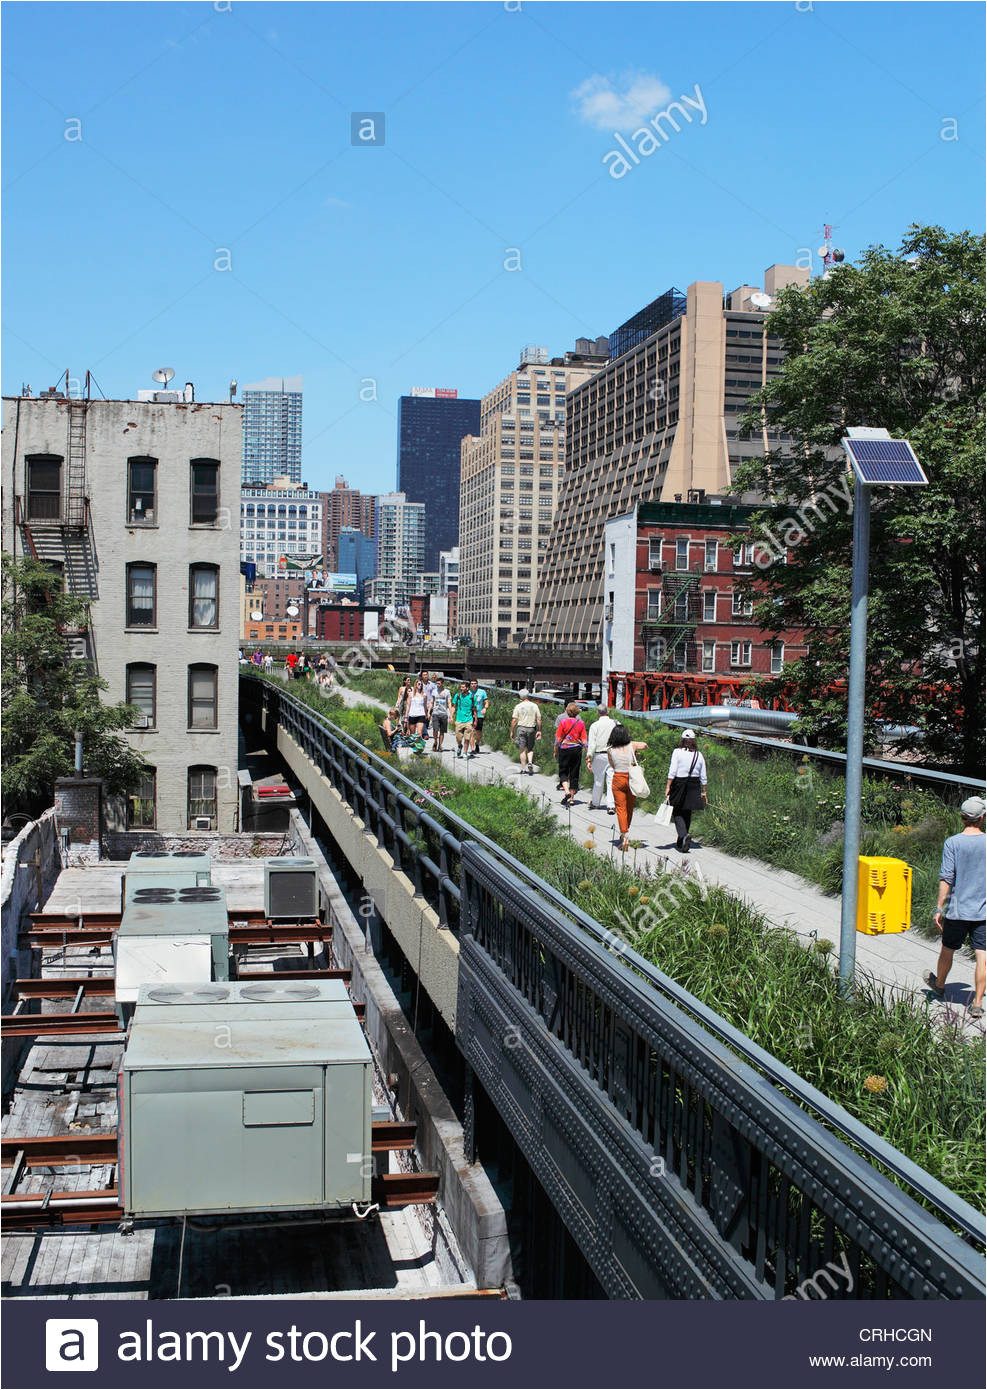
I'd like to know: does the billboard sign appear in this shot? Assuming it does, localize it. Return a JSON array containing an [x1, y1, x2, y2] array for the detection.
[[305, 570, 357, 593]]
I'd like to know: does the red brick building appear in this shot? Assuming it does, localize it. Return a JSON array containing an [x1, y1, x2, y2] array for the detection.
[[602, 499, 806, 688], [314, 604, 385, 643]]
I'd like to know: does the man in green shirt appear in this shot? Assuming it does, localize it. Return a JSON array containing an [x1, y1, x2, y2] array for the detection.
[[451, 682, 476, 759]]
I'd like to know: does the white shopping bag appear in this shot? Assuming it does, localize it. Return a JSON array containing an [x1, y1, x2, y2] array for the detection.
[[654, 801, 674, 827]]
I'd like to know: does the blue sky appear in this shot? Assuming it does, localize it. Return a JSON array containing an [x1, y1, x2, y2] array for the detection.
[[3, 1, 983, 493]]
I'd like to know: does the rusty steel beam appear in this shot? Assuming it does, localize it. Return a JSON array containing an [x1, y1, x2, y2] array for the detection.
[[2, 1134, 119, 1167], [236, 968, 350, 982], [372, 1172, 439, 1207], [1, 1011, 123, 1038], [1, 1191, 122, 1229], [229, 924, 328, 944], [20, 928, 114, 948], [370, 1122, 417, 1152], [14, 977, 115, 999]]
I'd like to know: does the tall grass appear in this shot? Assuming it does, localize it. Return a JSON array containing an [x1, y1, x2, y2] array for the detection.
[[253, 670, 985, 1211]]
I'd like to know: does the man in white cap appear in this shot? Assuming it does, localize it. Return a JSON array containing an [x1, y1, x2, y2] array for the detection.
[[926, 796, 986, 1018]]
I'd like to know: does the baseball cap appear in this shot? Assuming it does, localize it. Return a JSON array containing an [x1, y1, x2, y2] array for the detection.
[[681, 728, 697, 740], [960, 796, 986, 819]]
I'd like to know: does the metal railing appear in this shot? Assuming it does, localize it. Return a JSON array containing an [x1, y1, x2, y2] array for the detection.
[[241, 672, 986, 1298]]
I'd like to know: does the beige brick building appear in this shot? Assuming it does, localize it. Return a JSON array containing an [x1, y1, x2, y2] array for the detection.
[[2, 391, 242, 831], [526, 267, 808, 650], [458, 342, 608, 646]]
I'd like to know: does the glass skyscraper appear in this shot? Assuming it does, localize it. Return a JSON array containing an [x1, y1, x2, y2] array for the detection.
[[241, 375, 303, 484], [396, 390, 480, 571]]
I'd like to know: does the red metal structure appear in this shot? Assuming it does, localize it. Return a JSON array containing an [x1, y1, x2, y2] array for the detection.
[[607, 670, 797, 712]]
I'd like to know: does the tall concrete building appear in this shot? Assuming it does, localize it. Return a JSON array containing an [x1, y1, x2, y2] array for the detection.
[[336, 527, 376, 601], [241, 480, 322, 577], [241, 375, 302, 484], [3, 390, 242, 831], [365, 491, 425, 610], [459, 342, 608, 646], [526, 267, 809, 650], [323, 475, 376, 569], [396, 389, 481, 571]]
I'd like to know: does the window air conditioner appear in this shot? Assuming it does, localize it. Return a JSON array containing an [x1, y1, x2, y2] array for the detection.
[[193, 816, 213, 831], [133, 715, 152, 729]]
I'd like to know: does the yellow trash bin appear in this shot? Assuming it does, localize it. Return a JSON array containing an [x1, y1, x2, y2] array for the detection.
[[857, 856, 912, 935]]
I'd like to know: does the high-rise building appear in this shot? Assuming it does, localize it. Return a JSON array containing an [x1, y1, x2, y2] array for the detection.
[[240, 480, 322, 577], [366, 492, 425, 609], [526, 266, 809, 650], [323, 475, 376, 568], [438, 546, 459, 593], [337, 527, 376, 601], [396, 389, 481, 571], [241, 375, 303, 484], [459, 343, 608, 646], [3, 389, 242, 831]]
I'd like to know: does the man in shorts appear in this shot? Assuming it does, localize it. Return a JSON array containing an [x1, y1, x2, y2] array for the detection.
[[469, 679, 488, 754], [430, 677, 451, 752], [926, 796, 986, 1018], [510, 689, 541, 775], [451, 681, 476, 759]]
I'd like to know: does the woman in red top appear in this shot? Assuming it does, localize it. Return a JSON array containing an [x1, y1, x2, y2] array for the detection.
[[555, 702, 588, 807]]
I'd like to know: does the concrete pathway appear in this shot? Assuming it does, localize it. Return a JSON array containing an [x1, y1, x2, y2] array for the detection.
[[332, 682, 978, 1016]]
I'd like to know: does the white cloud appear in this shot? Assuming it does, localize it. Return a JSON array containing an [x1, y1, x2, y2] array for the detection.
[[571, 71, 673, 133], [322, 196, 352, 209]]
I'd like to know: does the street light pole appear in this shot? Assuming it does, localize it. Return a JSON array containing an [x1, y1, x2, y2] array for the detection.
[[838, 477, 871, 993]]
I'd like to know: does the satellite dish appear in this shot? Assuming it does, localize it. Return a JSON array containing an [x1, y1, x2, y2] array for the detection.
[[152, 367, 175, 386], [750, 292, 772, 309], [817, 246, 829, 259], [286, 604, 300, 618], [831, 249, 845, 263], [250, 610, 263, 621]]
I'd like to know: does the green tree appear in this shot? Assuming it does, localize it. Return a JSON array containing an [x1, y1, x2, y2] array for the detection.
[[2, 554, 148, 816], [732, 225, 985, 772]]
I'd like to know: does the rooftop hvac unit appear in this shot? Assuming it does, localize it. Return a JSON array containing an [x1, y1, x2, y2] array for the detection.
[[119, 980, 371, 1217], [264, 857, 319, 920], [123, 852, 211, 910], [114, 886, 230, 1004]]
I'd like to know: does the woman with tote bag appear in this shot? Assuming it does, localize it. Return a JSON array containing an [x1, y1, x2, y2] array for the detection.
[[664, 728, 708, 854], [607, 724, 649, 852]]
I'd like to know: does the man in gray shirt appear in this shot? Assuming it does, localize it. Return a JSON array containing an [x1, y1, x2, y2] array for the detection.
[[926, 796, 986, 1018]]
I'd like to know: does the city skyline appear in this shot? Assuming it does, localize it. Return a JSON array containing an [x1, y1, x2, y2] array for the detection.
[[2, 2, 982, 495]]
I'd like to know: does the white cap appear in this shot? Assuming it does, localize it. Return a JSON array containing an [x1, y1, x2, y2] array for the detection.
[[681, 727, 697, 740]]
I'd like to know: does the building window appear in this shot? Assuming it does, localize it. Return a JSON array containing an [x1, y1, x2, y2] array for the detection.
[[126, 563, 156, 627], [646, 637, 666, 668], [26, 455, 62, 520], [702, 641, 716, 672], [731, 591, 753, 617], [703, 590, 717, 621], [770, 641, 785, 675], [189, 564, 219, 628], [188, 664, 218, 729], [190, 459, 220, 525], [733, 542, 755, 568], [127, 457, 157, 524], [674, 592, 689, 620], [125, 663, 156, 727], [730, 641, 752, 667], [188, 766, 217, 826], [675, 537, 689, 571], [704, 539, 718, 571], [127, 768, 156, 829]]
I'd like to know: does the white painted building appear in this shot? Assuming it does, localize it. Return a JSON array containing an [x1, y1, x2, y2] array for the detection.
[[2, 392, 242, 832], [240, 479, 323, 577], [601, 509, 638, 696]]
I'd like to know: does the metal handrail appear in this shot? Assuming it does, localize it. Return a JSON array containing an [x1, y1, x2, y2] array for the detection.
[[242, 670, 986, 1242]]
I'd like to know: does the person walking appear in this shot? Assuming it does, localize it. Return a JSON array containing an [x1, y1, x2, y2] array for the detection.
[[395, 677, 412, 734], [926, 796, 986, 1017], [555, 702, 588, 806], [430, 678, 451, 752], [509, 689, 542, 775], [406, 679, 428, 737], [263, 652, 274, 672], [607, 725, 649, 852], [422, 670, 438, 725], [469, 679, 489, 754], [451, 681, 476, 759], [664, 728, 708, 854], [586, 704, 617, 811]]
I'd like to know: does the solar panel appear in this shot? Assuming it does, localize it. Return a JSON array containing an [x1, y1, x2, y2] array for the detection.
[[842, 437, 928, 485]]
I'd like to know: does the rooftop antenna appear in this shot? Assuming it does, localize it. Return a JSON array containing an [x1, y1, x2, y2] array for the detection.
[[152, 367, 176, 390], [817, 224, 845, 277]]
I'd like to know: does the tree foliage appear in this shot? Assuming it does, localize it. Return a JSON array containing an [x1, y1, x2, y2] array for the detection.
[[732, 225, 985, 772], [1, 554, 148, 816]]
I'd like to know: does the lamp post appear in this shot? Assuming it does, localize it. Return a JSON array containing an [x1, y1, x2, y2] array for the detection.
[[838, 428, 927, 993]]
